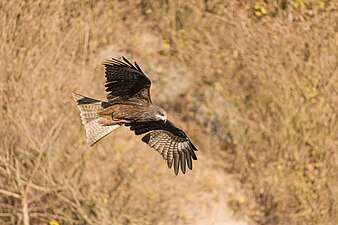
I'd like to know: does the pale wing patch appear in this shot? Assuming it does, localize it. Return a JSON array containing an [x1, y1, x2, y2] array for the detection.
[[126, 120, 198, 175], [147, 130, 196, 175]]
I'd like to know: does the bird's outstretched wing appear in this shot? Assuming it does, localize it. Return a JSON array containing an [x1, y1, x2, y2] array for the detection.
[[103, 57, 152, 103], [125, 121, 198, 175]]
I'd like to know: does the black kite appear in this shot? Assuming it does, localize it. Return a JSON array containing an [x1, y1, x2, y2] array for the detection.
[[73, 57, 198, 175]]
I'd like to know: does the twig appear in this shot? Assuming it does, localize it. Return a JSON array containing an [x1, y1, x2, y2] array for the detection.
[[24, 116, 64, 196], [69, 185, 94, 225], [0, 189, 20, 199], [8, 115, 65, 225], [22, 194, 29, 225]]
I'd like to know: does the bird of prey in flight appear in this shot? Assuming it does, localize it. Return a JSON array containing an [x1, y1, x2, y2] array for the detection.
[[73, 57, 198, 175]]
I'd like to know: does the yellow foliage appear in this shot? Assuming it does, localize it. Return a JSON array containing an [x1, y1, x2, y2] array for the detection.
[[49, 220, 60, 225], [253, 1, 268, 17]]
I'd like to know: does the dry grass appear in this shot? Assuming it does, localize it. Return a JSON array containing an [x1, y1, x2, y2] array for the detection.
[[142, 0, 338, 224], [1, 0, 337, 225]]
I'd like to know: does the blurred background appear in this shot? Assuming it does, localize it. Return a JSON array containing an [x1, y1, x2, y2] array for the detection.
[[0, 0, 337, 225]]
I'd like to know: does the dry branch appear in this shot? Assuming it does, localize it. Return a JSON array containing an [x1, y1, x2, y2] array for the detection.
[[0, 189, 20, 199]]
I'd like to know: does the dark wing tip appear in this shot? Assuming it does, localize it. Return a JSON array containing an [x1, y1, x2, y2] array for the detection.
[[189, 141, 198, 151], [103, 57, 137, 70], [180, 152, 187, 174], [167, 158, 173, 169], [122, 56, 144, 74], [122, 56, 134, 67], [186, 154, 193, 170], [134, 61, 144, 74], [174, 166, 179, 175], [102, 57, 124, 66], [188, 142, 198, 160], [173, 153, 179, 175], [191, 152, 198, 161], [141, 133, 151, 144]]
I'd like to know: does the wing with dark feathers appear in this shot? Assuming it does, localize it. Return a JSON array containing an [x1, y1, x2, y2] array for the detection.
[[125, 121, 198, 175], [103, 57, 152, 103]]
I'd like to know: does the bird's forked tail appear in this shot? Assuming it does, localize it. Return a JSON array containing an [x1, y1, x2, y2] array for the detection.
[[72, 93, 120, 147]]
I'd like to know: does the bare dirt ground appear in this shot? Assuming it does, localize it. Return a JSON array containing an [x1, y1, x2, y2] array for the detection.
[[91, 127, 250, 225]]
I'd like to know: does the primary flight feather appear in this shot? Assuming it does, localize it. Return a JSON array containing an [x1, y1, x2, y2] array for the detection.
[[73, 57, 198, 175]]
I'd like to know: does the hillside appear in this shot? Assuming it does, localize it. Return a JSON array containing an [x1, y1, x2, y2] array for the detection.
[[1, 1, 337, 225]]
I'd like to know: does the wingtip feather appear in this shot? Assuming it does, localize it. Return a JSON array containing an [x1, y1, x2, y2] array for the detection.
[[141, 134, 151, 144], [122, 56, 134, 67]]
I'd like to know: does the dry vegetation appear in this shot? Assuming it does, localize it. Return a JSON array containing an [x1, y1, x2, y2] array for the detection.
[[1, 0, 337, 225]]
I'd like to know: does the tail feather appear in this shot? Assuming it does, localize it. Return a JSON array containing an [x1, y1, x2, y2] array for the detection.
[[72, 93, 120, 147]]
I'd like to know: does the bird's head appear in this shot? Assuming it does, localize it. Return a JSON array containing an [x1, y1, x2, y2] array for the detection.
[[155, 107, 167, 123]]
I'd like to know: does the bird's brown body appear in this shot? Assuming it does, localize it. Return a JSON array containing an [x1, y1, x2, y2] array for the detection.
[[97, 102, 164, 124]]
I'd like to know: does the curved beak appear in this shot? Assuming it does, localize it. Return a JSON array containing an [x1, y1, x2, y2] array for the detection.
[[157, 113, 167, 123]]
